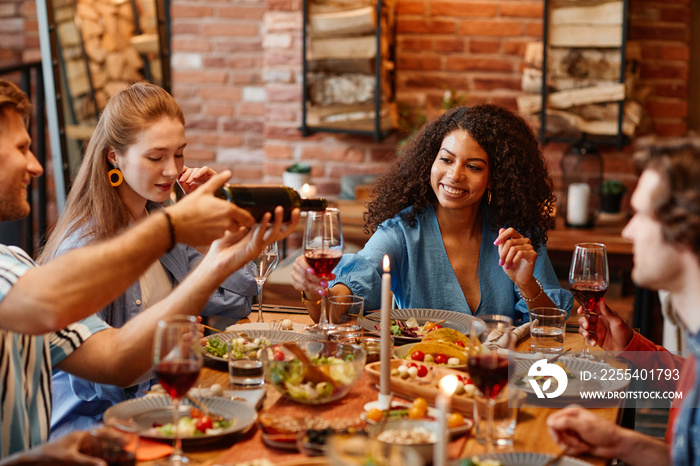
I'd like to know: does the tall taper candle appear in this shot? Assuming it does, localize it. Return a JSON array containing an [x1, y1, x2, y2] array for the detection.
[[435, 375, 459, 466], [379, 255, 392, 409]]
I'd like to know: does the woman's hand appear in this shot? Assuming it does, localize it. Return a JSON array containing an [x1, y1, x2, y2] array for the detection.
[[290, 254, 332, 301], [494, 227, 537, 288], [178, 166, 217, 194]]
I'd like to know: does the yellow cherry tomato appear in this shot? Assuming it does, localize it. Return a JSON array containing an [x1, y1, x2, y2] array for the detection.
[[412, 397, 428, 413], [447, 412, 465, 428], [423, 322, 437, 332], [367, 408, 384, 423], [408, 405, 426, 420]]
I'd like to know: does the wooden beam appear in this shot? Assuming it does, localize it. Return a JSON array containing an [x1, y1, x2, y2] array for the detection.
[[309, 6, 375, 37], [308, 35, 376, 60], [550, 25, 623, 47], [551, 1, 623, 26]]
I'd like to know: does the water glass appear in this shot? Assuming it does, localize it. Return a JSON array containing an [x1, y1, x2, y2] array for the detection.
[[326, 295, 364, 340], [528, 307, 567, 353], [228, 343, 264, 388], [473, 388, 519, 446]]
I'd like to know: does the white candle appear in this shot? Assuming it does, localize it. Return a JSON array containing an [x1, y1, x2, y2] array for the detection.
[[435, 375, 459, 466], [378, 255, 392, 409], [567, 182, 591, 226], [300, 183, 317, 198]]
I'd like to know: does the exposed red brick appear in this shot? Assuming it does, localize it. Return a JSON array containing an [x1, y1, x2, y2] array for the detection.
[[657, 44, 690, 61], [185, 117, 218, 131], [524, 22, 542, 37], [630, 25, 690, 42], [264, 51, 301, 66], [369, 147, 397, 162], [172, 38, 210, 52], [432, 2, 497, 17], [203, 57, 225, 68], [200, 87, 242, 101], [459, 20, 524, 36], [223, 119, 264, 133], [218, 134, 244, 147], [184, 148, 216, 161], [265, 106, 298, 122], [171, 5, 213, 18], [231, 72, 262, 85], [446, 57, 514, 73], [397, 54, 442, 70], [214, 39, 263, 53], [219, 6, 266, 19], [660, 5, 691, 23], [503, 40, 530, 56], [206, 103, 234, 117], [300, 145, 326, 160], [225, 57, 259, 70], [266, 0, 297, 11], [397, 1, 425, 15], [264, 161, 296, 177], [203, 23, 259, 37], [172, 70, 227, 83], [435, 38, 465, 53], [265, 125, 304, 141], [473, 77, 522, 91], [655, 83, 688, 99], [500, 2, 543, 18], [399, 37, 433, 51], [646, 100, 688, 119], [246, 134, 266, 150], [238, 102, 266, 117], [640, 63, 689, 80], [232, 166, 264, 180], [653, 120, 688, 137], [264, 143, 293, 159], [266, 84, 301, 102], [397, 19, 457, 34], [171, 23, 200, 35], [469, 40, 500, 54], [327, 147, 364, 162]]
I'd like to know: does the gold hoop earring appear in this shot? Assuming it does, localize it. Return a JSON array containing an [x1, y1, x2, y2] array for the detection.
[[487, 189, 492, 205], [108, 164, 123, 187]]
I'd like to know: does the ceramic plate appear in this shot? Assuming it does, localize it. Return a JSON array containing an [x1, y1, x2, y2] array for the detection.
[[454, 452, 592, 466], [104, 395, 256, 445], [203, 329, 316, 363], [359, 308, 486, 344], [225, 322, 308, 332], [393, 343, 467, 370], [512, 356, 630, 400]]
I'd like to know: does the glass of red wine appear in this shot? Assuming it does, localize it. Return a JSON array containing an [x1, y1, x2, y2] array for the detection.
[[152, 315, 202, 465], [303, 207, 344, 332], [467, 314, 513, 447], [569, 242, 608, 359]]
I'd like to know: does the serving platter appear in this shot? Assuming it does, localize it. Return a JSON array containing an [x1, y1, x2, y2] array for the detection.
[[364, 360, 475, 416], [393, 343, 468, 370], [104, 395, 256, 445], [359, 308, 485, 344], [203, 329, 316, 363], [453, 452, 592, 466]]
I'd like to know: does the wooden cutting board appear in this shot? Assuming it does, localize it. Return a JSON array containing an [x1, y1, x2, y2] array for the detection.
[[364, 360, 475, 416]]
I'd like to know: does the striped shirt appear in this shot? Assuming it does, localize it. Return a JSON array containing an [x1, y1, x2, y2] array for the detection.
[[0, 245, 108, 457]]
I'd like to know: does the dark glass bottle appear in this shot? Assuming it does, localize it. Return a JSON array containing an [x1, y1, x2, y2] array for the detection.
[[214, 185, 327, 221]]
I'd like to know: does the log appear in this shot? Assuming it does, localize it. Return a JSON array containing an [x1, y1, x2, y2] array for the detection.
[[308, 35, 376, 60], [547, 109, 636, 136], [131, 34, 159, 54], [306, 102, 376, 125], [309, 0, 373, 15], [307, 58, 374, 74], [550, 25, 623, 48], [308, 72, 375, 106], [517, 83, 625, 114], [550, 1, 623, 26], [309, 6, 375, 37]]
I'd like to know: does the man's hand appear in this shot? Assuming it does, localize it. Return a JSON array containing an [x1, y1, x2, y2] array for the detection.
[[579, 298, 635, 351], [167, 170, 255, 247], [547, 406, 625, 458], [1, 431, 107, 465]]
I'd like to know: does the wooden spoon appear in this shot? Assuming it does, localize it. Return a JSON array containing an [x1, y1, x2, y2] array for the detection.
[[280, 342, 338, 388]]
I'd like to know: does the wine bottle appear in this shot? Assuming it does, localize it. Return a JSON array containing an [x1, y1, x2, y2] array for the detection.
[[214, 185, 327, 221]]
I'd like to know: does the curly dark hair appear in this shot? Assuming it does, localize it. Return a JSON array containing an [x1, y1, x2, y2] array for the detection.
[[365, 104, 555, 249], [635, 141, 700, 258]]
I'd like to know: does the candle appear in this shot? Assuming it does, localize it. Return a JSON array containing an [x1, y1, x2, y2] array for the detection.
[[300, 183, 317, 199], [435, 375, 460, 466], [378, 255, 392, 410], [567, 182, 591, 226]]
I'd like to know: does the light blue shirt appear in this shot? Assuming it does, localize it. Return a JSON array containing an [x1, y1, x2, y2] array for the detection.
[[330, 204, 573, 323], [673, 330, 700, 466], [0, 245, 108, 457], [50, 203, 258, 437]]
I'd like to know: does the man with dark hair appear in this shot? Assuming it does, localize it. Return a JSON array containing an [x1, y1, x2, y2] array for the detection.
[[0, 80, 298, 463], [547, 142, 700, 465]]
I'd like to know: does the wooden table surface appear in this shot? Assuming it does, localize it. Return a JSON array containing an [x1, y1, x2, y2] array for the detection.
[[138, 311, 624, 466]]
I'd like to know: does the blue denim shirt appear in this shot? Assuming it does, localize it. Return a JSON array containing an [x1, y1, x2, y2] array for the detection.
[[330, 204, 573, 323], [49, 204, 258, 437], [673, 330, 700, 466]]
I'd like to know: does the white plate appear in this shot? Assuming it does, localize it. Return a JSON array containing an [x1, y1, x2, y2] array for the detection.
[[512, 356, 630, 400], [203, 329, 316, 363], [359, 308, 486, 344], [456, 452, 592, 466], [104, 395, 256, 445]]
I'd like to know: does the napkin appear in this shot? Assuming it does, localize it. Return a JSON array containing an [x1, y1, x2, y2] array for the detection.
[[136, 438, 173, 462], [484, 322, 530, 350]]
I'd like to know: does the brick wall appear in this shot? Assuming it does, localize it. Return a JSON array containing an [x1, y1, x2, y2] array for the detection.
[[3, 0, 693, 201]]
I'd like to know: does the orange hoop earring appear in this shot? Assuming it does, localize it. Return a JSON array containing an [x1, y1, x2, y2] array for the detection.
[[108, 164, 123, 187]]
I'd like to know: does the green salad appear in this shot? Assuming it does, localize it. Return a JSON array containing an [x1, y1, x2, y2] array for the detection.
[[267, 354, 357, 403], [203, 336, 271, 359]]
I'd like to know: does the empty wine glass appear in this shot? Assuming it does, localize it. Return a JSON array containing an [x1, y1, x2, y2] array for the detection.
[[303, 208, 344, 331], [569, 243, 608, 359], [246, 242, 279, 323], [152, 315, 202, 465]]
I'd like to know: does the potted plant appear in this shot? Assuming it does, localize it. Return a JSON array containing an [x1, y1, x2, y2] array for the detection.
[[599, 180, 627, 213], [283, 163, 311, 191]]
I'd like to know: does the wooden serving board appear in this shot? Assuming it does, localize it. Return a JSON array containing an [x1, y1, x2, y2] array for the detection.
[[364, 360, 475, 417]]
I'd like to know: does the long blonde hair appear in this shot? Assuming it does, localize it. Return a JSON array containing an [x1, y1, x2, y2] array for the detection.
[[39, 82, 185, 263]]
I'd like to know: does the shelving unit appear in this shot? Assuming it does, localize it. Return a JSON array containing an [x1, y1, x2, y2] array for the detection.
[[300, 0, 396, 141]]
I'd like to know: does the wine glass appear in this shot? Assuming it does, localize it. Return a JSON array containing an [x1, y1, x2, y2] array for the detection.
[[153, 315, 202, 465], [569, 242, 608, 359], [246, 242, 279, 323], [468, 314, 513, 448], [303, 207, 344, 331]]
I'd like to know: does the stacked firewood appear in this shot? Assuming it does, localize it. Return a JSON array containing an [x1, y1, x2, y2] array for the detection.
[[517, 0, 646, 139]]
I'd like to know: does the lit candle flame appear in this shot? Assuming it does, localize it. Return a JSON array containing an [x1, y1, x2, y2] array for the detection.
[[438, 374, 460, 396], [383, 255, 390, 273], [301, 183, 310, 194]]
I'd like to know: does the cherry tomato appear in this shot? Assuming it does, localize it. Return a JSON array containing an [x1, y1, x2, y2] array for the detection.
[[367, 408, 384, 423], [417, 365, 428, 378], [189, 407, 204, 418], [411, 350, 425, 362], [405, 362, 418, 369], [433, 354, 448, 365], [273, 348, 285, 361], [195, 416, 213, 433], [412, 397, 428, 413], [432, 324, 443, 330], [423, 322, 437, 332], [408, 405, 426, 420], [447, 412, 465, 428], [454, 341, 465, 348]]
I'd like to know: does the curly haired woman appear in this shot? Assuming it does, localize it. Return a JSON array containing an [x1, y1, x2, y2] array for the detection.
[[291, 104, 573, 324]]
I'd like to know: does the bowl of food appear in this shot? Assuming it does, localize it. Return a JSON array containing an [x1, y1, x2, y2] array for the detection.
[[366, 419, 438, 465], [261, 341, 366, 405]]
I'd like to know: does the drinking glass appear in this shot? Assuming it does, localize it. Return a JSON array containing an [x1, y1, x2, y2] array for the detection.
[[246, 242, 279, 323], [153, 315, 202, 465], [569, 242, 608, 359], [467, 314, 513, 448], [303, 208, 344, 331]]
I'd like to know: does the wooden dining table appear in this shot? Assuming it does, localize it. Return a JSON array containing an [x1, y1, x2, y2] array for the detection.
[[137, 311, 625, 466]]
